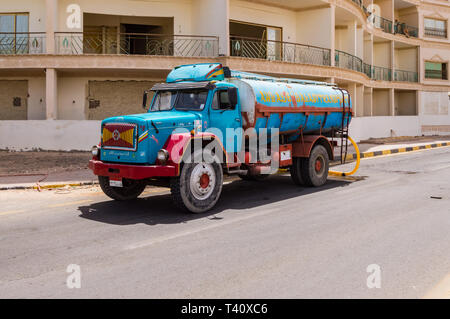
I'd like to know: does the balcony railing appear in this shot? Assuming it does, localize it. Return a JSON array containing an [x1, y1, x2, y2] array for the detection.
[[335, 50, 363, 73], [363, 62, 373, 78], [54, 32, 219, 57], [230, 36, 331, 66], [372, 66, 392, 81], [424, 27, 447, 38], [425, 69, 447, 80], [394, 23, 419, 38], [373, 15, 393, 33], [394, 69, 418, 82], [0, 32, 46, 54]]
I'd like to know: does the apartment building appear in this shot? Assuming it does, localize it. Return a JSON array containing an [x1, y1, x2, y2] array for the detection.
[[0, 0, 449, 150]]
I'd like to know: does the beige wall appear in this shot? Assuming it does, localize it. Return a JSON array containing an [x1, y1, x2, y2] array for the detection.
[[374, 41, 392, 67], [192, 0, 229, 55], [85, 80, 157, 120], [373, 89, 390, 116], [296, 7, 333, 49], [229, 0, 297, 43], [395, 47, 418, 72], [0, 0, 46, 32], [394, 90, 417, 115], [58, 0, 193, 34], [0, 80, 28, 120]]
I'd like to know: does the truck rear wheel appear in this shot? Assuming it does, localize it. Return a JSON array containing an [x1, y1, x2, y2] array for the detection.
[[301, 144, 329, 187], [290, 157, 305, 185], [98, 176, 146, 201], [170, 151, 223, 214]]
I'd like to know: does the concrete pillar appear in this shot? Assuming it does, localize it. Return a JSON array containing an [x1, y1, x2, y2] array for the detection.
[[390, 40, 395, 81], [46, 0, 58, 54], [348, 20, 357, 55], [389, 88, 395, 116], [347, 82, 357, 117], [46, 69, 58, 120], [330, 4, 336, 67], [192, 0, 229, 56]]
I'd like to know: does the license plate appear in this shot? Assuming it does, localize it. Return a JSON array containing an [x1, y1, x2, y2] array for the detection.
[[109, 179, 123, 187], [281, 150, 291, 161]]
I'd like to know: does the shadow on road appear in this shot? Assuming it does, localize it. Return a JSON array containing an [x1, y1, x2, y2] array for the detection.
[[78, 175, 353, 226]]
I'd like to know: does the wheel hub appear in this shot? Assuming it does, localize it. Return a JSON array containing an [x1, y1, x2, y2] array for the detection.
[[315, 159, 322, 172], [190, 163, 216, 200]]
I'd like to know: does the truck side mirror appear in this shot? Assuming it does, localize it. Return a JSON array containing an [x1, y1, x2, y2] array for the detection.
[[228, 87, 238, 108], [142, 92, 148, 109]]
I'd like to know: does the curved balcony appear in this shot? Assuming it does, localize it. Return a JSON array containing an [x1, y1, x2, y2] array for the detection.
[[230, 36, 331, 67]]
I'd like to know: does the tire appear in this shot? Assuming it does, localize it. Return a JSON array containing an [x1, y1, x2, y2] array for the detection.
[[301, 144, 329, 187], [290, 157, 305, 186], [98, 176, 146, 201], [170, 150, 223, 213]]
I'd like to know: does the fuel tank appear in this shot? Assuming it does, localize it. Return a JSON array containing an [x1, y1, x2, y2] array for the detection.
[[229, 77, 352, 136]]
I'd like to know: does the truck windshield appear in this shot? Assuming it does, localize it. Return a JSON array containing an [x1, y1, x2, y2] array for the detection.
[[174, 90, 208, 111], [151, 91, 176, 111], [151, 89, 209, 111]]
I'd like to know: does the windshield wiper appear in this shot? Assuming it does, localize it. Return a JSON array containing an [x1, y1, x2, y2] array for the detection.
[[151, 120, 159, 134]]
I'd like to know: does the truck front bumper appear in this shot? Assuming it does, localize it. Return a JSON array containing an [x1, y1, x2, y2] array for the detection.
[[89, 160, 178, 180]]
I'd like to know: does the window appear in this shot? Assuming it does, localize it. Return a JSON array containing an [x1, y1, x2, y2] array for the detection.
[[174, 90, 208, 111], [425, 62, 448, 80], [211, 90, 233, 110], [0, 13, 29, 54], [151, 91, 176, 111], [424, 18, 447, 38]]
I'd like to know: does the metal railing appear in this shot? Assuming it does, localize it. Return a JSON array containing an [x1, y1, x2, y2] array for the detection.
[[363, 62, 372, 78], [230, 36, 331, 66], [394, 23, 419, 38], [425, 69, 447, 80], [394, 69, 418, 82], [0, 32, 46, 54], [372, 65, 392, 81], [373, 15, 393, 33], [335, 50, 363, 73], [424, 27, 447, 38], [54, 32, 219, 57]]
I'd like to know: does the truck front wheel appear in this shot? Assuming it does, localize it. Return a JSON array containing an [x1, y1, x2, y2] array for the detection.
[[98, 176, 146, 201], [170, 152, 223, 214]]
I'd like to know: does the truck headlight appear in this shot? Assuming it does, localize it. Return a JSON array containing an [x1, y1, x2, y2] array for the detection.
[[91, 145, 100, 157], [157, 149, 169, 163]]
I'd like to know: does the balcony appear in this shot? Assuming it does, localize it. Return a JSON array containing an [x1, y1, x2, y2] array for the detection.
[[373, 15, 393, 34], [424, 27, 447, 38], [230, 36, 331, 66], [54, 32, 219, 57], [372, 66, 392, 81], [335, 50, 363, 73], [0, 32, 46, 55], [394, 69, 418, 82], [394, 23, 419, 38]]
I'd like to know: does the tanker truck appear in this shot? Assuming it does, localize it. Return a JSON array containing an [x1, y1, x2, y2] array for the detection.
[[89, 63, 352, 213]]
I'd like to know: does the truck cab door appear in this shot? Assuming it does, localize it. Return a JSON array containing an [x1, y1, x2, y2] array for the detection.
[[209, 88, 242, 154]]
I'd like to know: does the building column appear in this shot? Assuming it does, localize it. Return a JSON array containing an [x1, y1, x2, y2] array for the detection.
[[390, 40, 395, 81], [46, 0, 58, 54], [348, 20, 357, 56], [46, 69, 58, 120], [330, 4, 336, 67], [389, 88, 395, 116]]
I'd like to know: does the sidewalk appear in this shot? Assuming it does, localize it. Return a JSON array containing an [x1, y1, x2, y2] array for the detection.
[[1, 135, 449, 190]]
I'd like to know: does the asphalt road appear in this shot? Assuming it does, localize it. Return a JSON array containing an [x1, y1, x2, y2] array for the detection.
[[0, 147, 449, 298]]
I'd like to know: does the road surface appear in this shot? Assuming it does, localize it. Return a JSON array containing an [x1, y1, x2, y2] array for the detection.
[[0, 147, 449, 298]]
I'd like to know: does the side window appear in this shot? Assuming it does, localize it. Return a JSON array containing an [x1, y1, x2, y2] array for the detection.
[[212, 90, 234, 110]]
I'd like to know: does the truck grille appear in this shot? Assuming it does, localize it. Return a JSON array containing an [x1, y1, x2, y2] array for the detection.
[[102, 123, 137, 151]]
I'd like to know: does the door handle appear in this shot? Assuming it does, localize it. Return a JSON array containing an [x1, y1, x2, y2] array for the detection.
[[235, 118, 241, 122]]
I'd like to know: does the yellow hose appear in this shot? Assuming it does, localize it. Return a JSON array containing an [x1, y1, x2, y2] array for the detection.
[[329, 136, 360, 177]]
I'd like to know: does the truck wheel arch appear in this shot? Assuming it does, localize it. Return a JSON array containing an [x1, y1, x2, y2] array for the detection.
[[292, 135, 334, 161]]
